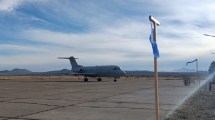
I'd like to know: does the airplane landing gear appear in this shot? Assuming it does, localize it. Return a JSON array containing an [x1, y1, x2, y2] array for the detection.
[[84, 77, 88, 82], [97, 77, 102, 82], [114, 78, 117, 82]]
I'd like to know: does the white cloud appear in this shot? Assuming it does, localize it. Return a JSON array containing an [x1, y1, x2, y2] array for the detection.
[[0, 44, 45, 52], [1, 0, 215, 71], [19, 19, 215, 71], [0, 0, 21, 12], [21, 21, 149, 55], [12, 21, 149, 71], [0, 0, 49, 12]]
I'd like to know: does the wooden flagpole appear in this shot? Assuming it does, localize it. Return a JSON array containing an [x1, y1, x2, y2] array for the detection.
[[149, 15, 160, 120]]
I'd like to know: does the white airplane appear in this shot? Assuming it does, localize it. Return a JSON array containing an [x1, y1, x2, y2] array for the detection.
[[58, 56, 125, 82]]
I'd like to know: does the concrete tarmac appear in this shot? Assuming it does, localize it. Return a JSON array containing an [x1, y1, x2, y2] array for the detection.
[[0, 78, 200, 120]]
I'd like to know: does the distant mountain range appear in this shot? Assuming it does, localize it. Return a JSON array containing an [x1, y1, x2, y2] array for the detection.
[[172, 68, 197, 72], [0, 68, 32, 75], [0, 68, 71, 75], [0, 68, 208, 77]]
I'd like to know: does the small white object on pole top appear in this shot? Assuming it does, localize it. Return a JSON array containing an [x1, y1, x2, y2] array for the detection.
[[149, 15, 160, 26]]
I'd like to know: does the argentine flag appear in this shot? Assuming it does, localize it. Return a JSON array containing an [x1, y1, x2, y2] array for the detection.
[[149, 23, 160, 58]]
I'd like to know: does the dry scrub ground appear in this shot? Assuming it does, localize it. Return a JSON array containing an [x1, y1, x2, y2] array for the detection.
[[0, 75, 188, 81], [167, 84, 215, 120]]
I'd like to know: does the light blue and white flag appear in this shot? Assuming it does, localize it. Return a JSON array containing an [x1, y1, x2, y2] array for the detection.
[[149, 23, 160, 58], [186, 59, 198, 66]]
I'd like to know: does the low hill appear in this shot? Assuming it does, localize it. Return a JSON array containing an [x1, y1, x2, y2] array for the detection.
[[0, 68, 32, 75]]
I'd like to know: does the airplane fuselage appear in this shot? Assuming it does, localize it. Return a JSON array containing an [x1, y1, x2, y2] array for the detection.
[[59, 56, 125, 82], [73, 65, 125, 78]]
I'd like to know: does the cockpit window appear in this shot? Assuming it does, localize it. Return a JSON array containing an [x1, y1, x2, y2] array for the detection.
[[113, 67, 120, 70]]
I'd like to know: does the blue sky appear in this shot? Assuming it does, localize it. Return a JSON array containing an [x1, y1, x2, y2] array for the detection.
[[0, 0, 215, 72]]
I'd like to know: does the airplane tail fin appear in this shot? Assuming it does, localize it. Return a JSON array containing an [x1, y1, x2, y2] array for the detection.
[[58, 56, 82, 69]]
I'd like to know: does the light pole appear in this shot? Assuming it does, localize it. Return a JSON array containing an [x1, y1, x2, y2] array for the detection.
[[203, 34, 215, 52], [203, 34, 215, 37], [186, 59, 199, 84], [196, 59, 199, 85], [211, 52, 215, 61]]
